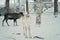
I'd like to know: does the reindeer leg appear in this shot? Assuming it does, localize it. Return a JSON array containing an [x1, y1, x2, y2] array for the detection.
[[28, 26, 32, 38], [16, 20, 18, 26], [2, 19, 5, 26], [23, 26, 25, 36], [6, 19, 9, 26], [23, 26, 27, 38], [14, 19, 17, 26], [23, 26, 26, 36], [13, 20, 15, 26]]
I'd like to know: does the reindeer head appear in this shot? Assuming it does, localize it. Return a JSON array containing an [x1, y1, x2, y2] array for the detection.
[[19, 12, 24, 17]]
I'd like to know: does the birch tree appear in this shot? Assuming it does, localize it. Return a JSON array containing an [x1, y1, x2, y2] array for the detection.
[[34, 0, 42, 24]]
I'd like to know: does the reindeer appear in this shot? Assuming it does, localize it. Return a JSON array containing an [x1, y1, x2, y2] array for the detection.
[[22, 13, 32, 38], [2, 12, 24, 26], [22, 4, 32, 38], [22, 9, 32, 38]]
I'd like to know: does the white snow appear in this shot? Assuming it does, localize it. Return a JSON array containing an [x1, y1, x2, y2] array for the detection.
[[0, 7, 60, 40]]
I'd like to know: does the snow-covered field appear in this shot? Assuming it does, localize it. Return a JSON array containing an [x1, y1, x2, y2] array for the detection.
[[0, 7, 60, 40]]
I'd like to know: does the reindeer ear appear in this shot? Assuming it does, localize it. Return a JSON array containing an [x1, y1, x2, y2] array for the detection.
[[20, 12, 23, 14]]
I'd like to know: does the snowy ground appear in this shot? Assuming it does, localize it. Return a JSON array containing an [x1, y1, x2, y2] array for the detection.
[[0, 7, 60, 40]]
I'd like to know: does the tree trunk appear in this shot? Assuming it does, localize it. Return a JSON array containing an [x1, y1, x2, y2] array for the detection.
[[5, 0, 10, 13], [26, 0, 29, 14], [17, 0, 20, 12], [34, 0, 36, 11], [18, 0, 20, 7], [54, 0, 58, 15], [34, 0, 42, 24]]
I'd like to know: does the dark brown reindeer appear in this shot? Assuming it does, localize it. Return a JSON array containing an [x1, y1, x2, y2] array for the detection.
[[2, 12, 24, 26]]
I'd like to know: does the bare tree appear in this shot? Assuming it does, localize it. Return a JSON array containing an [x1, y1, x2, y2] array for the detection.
[[34, 0, 36, 11], [26, 0, 29, 14], [5, 0, 10, 13], [54, 0, 58, 17], [34, 0, 42, 24], [16, 0, 20, 12], [18, 0, 20, 8]]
